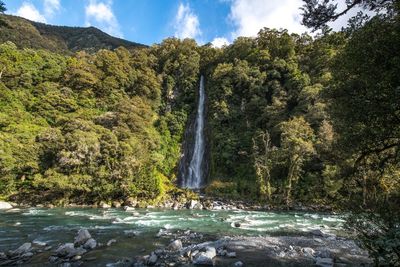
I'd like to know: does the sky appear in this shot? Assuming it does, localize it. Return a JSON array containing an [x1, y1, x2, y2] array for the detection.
[[3, 0, 359, 47]]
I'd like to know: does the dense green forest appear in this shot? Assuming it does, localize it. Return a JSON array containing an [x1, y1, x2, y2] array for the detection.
[[0, 1, 399, 264]]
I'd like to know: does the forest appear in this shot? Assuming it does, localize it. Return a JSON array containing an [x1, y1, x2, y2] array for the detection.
[[0, 0, 399, 265]]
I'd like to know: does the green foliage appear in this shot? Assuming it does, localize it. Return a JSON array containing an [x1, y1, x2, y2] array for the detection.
[[0, 1, 5, 13], [205, 180, 239, 198]]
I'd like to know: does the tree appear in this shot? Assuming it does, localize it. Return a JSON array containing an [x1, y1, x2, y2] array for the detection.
[[0, 1, 6, 13], [301, 0, 396, 31], [252, 130, 274, 201], [280, 117, 315, 205]]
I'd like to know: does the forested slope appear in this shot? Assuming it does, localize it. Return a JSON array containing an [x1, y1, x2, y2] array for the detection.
[[0, 14, 145, 53]]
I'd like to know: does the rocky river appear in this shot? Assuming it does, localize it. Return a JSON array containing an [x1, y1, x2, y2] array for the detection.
[[0, 202, 371, 266]]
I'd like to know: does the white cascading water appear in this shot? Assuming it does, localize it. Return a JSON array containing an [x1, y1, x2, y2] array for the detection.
[[184, 76, 205, 189]]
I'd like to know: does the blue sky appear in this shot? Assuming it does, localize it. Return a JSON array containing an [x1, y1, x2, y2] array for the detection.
[[3, 0, 356, 46]]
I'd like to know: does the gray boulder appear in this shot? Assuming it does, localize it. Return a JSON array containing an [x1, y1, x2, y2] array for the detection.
[[83, 238, 97, 250], [147, 253, 158, 265], [234, 261, 244, 267], [168, 239, 183, 251], [193, 246, 216, 265], [12, 243, 32, 255], [315, 257, 334, 267], [55, 243, 86, 258], [227, 251, 236, 258], [302, 247, 315, 258], [74, 229, 91, 246]]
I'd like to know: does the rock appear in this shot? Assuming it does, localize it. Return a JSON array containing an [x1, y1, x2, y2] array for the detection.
[[0, 201, 13, 210], [172, 201, 180, 210], [107, 239, 117, 246], [83, 238, 97, 250], [315, 257, 334, 267], [234, 222, 241, 228], [49, 256, 59, 263], [234, 261, 244, 267], [315, 249, 331, 258], [124, 197, 137, 207], [168, 239, 183, 251], [72, 255, 81, 261], [0, 252, 6, 260], [187, 200, 198, 209], [227, 251, 236, 258], [302, 247, 315, 258], [310, 229, 326, 237], [99, 201, 111, 208], [55, 243, 86, 258], [33, 240, 47, 246], [147, 253, 158, 265], [124, 206, 135, 211], [21, 252, 34, 258], [193, 246, 216, 265], [74, 229, 91, 246], [112, 201, 122, 208], [12, 243, 32, 255]]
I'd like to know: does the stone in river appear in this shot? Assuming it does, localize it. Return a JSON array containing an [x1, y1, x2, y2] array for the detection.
[[83, 238, 97, 250], [234, 261, 244, 267], [74, 229, 91, 246], [11, 243, 32, 255]]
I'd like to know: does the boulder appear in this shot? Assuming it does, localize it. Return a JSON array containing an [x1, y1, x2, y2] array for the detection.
[[112, 201, 122, 208], [315, 257, 334, 267], [234, 261, 244, 267], [315, 249, 331, 258], [124, 206, 136, 212], [234, 222, 241, 228], [55, 243, 86, 258], [0, 201, 13, 210], [83, 238, 97, 250], [11, 243, 32, 255], [124, 197, 137, 207], [193, 246, 216, 265], [74, 229, 91, 246], [99, 202, 111, 208], [310, 229, 326, 237], [302, 247, 315, 258], [227, 251, 236, 258], [168, 239, 183, 251], [147, 253, 158, 265]]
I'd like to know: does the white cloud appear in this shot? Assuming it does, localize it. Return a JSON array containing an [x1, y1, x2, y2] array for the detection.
[[85, 0, 123, 37], [228, 0, 308, 38], [44, 0, 60, 16], [15, 2, 47, 23], [211, 37, 230, 48], [174, 3, 201, 40]]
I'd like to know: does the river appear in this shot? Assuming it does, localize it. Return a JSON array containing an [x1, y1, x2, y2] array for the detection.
[[0, 207, 348, 266]]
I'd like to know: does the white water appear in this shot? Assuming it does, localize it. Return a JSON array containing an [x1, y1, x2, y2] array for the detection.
[[184, 76, 205, 189]]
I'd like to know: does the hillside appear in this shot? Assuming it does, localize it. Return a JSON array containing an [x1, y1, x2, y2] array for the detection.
[[0, 14, 146, 53]]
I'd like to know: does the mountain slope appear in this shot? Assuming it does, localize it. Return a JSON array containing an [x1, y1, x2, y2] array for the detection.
[[0, 14, 146, 53]]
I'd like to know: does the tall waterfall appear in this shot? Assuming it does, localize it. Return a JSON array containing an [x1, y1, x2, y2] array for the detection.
[[182, 76, 205, 189]]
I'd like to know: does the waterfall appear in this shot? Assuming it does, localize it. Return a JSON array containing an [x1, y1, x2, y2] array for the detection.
[[182, 76, 205, 189]]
